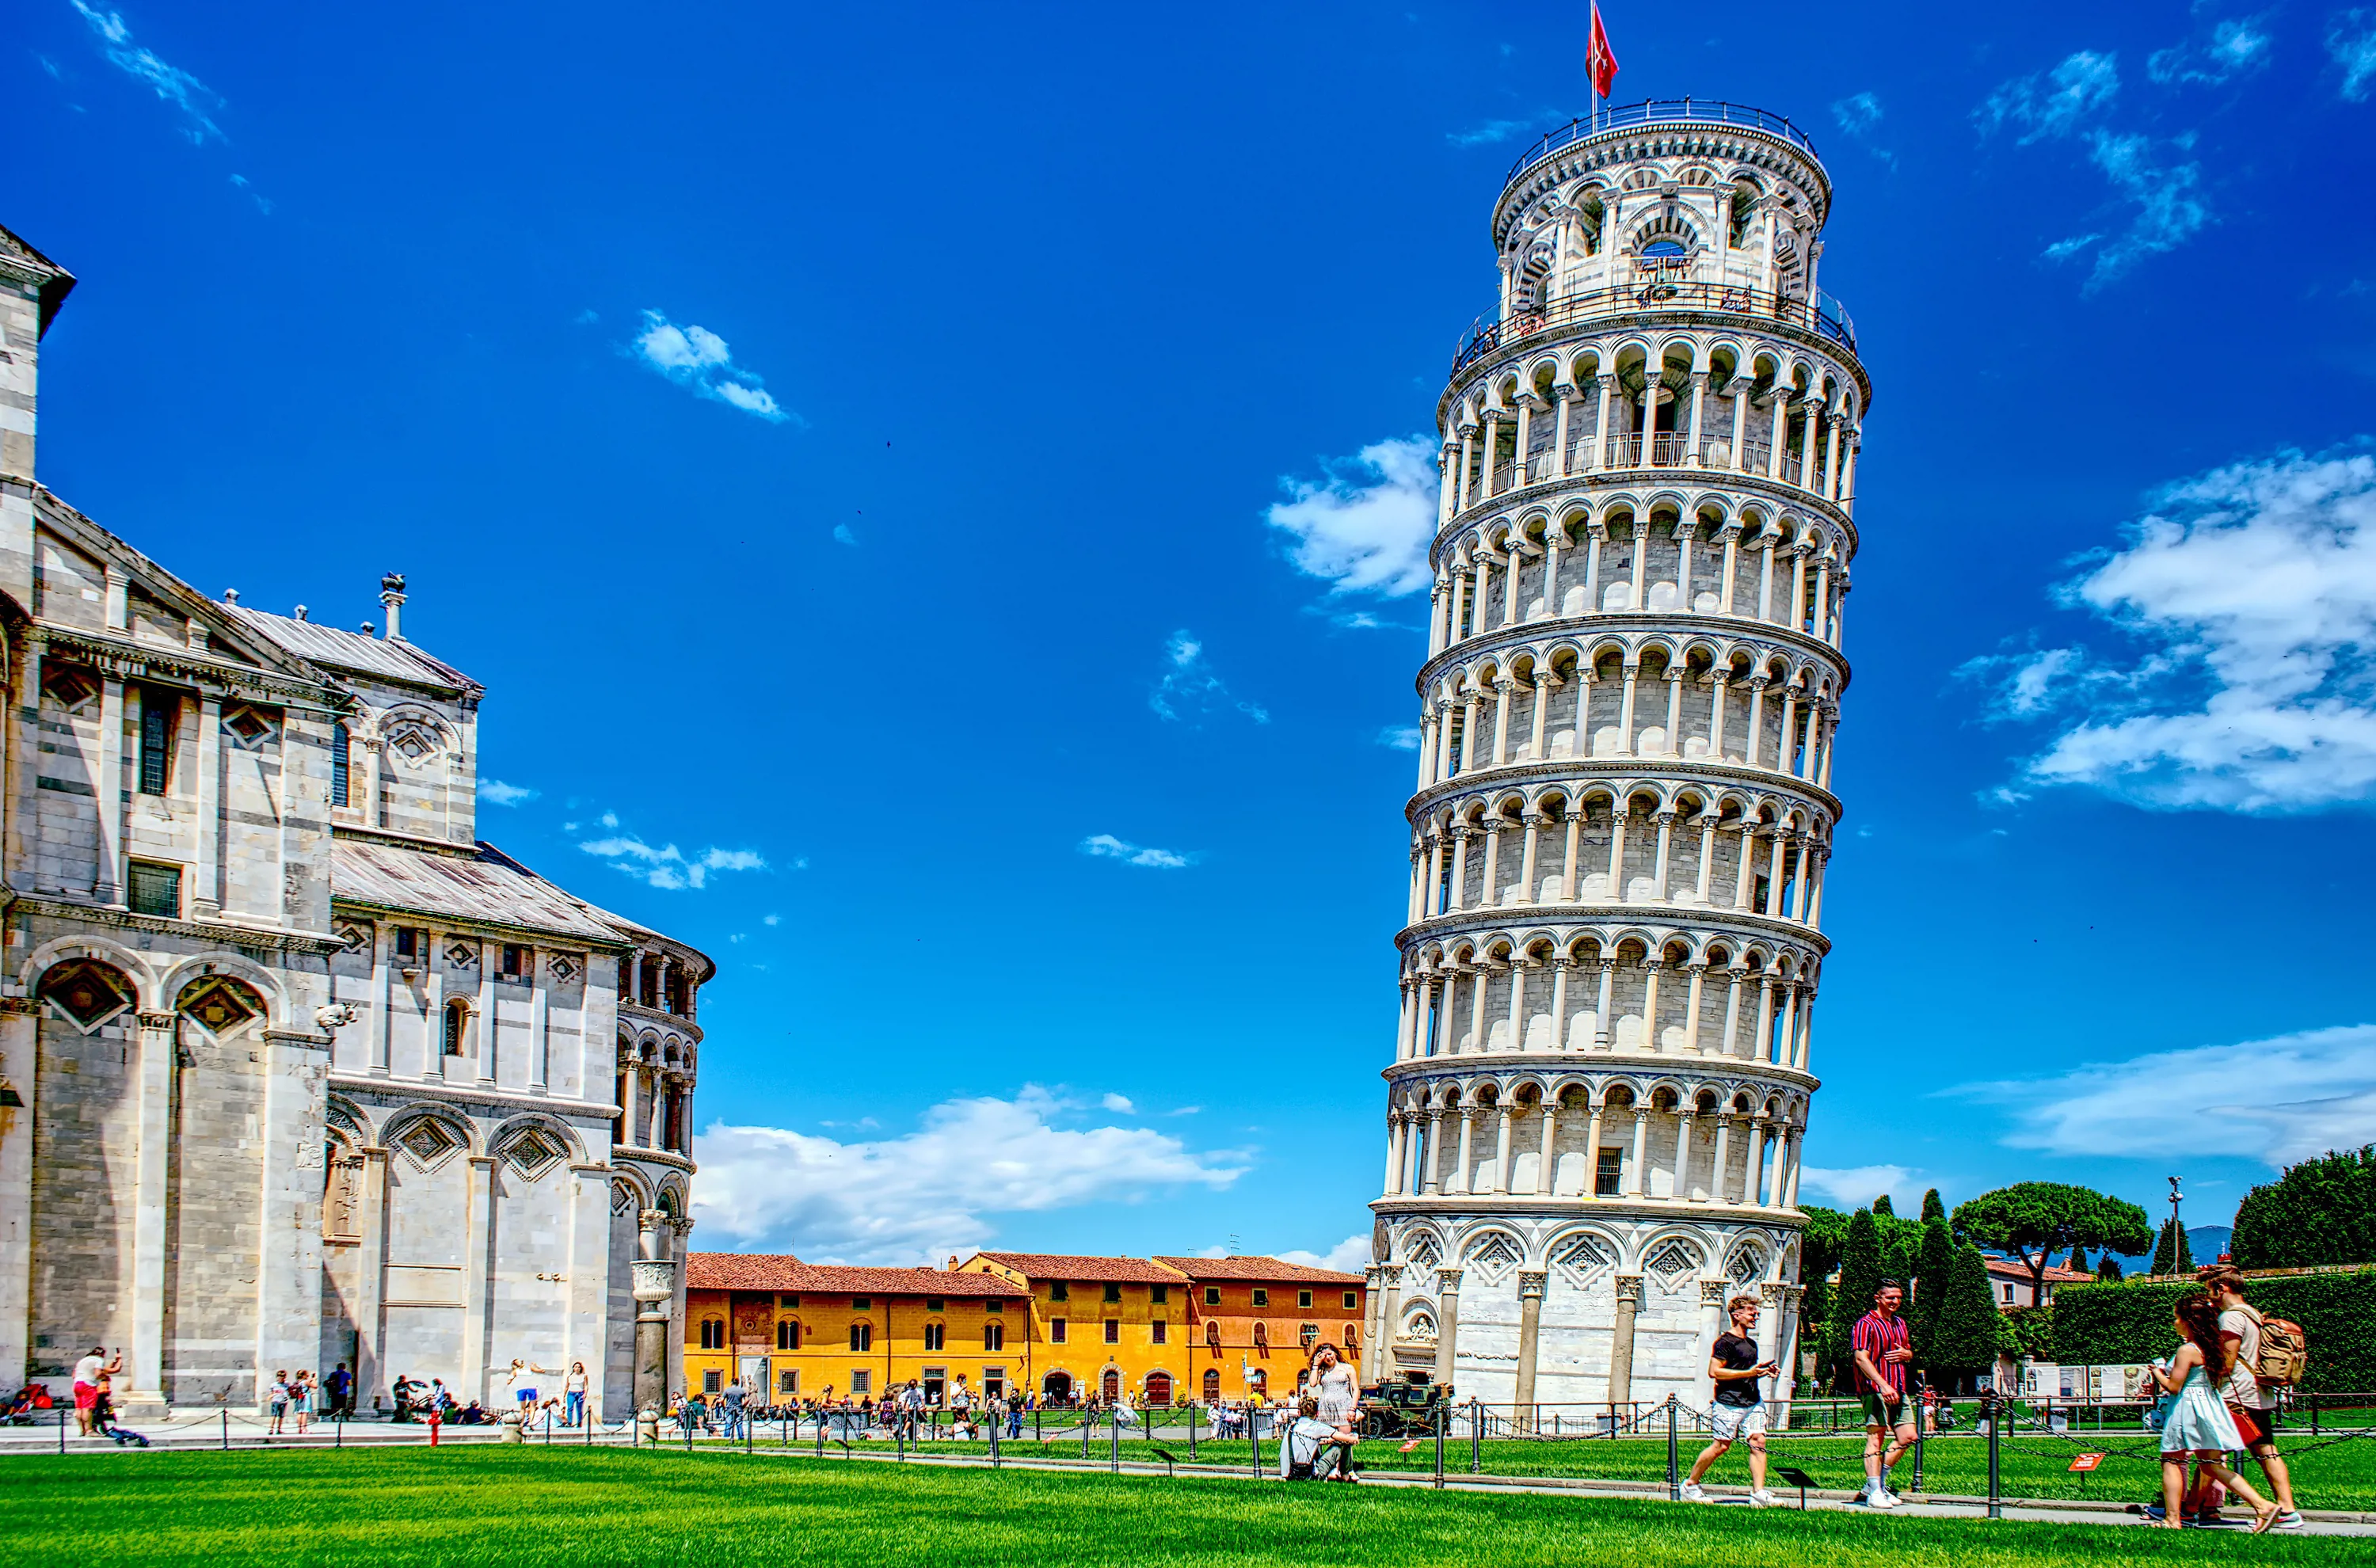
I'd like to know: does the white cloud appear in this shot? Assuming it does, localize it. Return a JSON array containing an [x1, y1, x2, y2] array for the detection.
[[1079, 832, 1193, 870], [1968, 447, 2376, 812], [1149, 630, 1269, 725], [1796, 1165, 1916, 1210], [1266, 437, 1437, 598], [763, 913, 782, 926], [2073, 130, 2209, 290], [689, 1086, 1250, 1263], [1830, 92, 1896, 169], [70, 1, 223, 143], [1376, 725, 1421, 751], [580, 832, 767, 889], [1951, 1024, 2376, 1166], [1278, 1234, 1373, 1274], [630, 310, 794, 424], [832, 523, 857, 546], [1447, 120, 1531, 147], [2149, 18, 2273, 86], [1977, 49, 2119, 143], [480, 778, 539, 807], [2332, 12, 2376, 100], [1100, 1093, 1136, 1113]]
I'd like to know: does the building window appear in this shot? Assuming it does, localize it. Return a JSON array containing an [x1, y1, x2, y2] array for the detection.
[[1151, 1284, 1167, 1304], [395, 927, 421, 961], [1202, 1369, 1221, 1402], [923, 1323, 946, 1352], [1144, 1372, 1173, 1406], [699, 1319, 725, 1349], [779, 1370, 799, 1395], [777, 1321, 799, 1351], [924, 1297, 944, 1312], [983, 1369, 1006, 1400], [1050, 1283, 1069, 1303], [984, 1323, 1004, 1352], [442, 999, 469, 1056], [330, 721, 351, 807], [780, 1295, 801, 1308], [1595, 1147, 1624, 1197], [138, 688, 177, 795], [1049, 1319, 1067, 1345], [1251, 1289, 1269, 1307], [127, 861, 182, 919], [1300, 1323, 1318, 1351], [1345, 1326, 1361, 1355], [984, 1300, 1003, 1314], [1298, 1291, 1314, 1309], [1204, 1287, 1220, 1306], [703, 1369, 721, 1393], [849, 1323, 872, 1352], [501, 944, 529, 980], [1205, 1321, 1220, 1349], [851, 1297, 870, 1310], [850, 1371, 870, 1397], [1103, 1283, 1122, 1303], [1150, 1320, 1167, 1345], [1343, 1292, 1359, 1309], [1253, 1323, 1270, 1349], [1103, 1320, 1119, 1345]]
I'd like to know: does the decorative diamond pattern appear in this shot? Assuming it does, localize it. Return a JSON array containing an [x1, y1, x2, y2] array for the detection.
[[1403, 1235, 1441, 1270], [398, 1119, 460, 1168], [1550, 1233, 1613, 1289], [1646, 1240, 1704, 1290], [502, 1129, 565, 1178], [336, 923, 371, 953], [224, 706, 272, 746], [178, 976, 261, 1037], [1727, 1244, 1766, 1284], [385, 719, 443, 765], [550, 954, 579, 984], [39, 960, 135, 1031], [445, 941, 478, 969], [42, 665, 99, 712], [1463, 1231, 1523, 1284]]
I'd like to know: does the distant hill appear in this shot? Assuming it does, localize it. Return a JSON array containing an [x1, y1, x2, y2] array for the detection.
[[2100, 1225, 2233, 1275]]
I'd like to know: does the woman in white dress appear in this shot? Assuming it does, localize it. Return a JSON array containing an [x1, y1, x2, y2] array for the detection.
[[2149, 1292, 2278, 1532]]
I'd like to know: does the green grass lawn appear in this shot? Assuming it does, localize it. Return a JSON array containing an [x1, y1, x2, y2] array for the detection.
[[774, 1422, 2376, 1508], [0, 1448, 2361, 1566]]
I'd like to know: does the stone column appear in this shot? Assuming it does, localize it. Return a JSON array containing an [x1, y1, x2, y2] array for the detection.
[[1422, 1112, 1445, 1195], [124, 1010, 177, 1414], [0, 999, 35, 1389], [1582, 1102, 1605, 1197], [1489, 1107, 1514, 1194], [1449, 1109, 1475, 1195], [632, 1208, 676, 1413], [1606, 1275, 1643, 1409], [1513, 1272, 1548, 1425], [353, 1147, 390, 1407], [1432, 1268, 1464, 1388], [476, 938, 498, 1085], [1375, 1264, 1402, 1380], [1709, 1115, 1731, 1204], [1625, 1109, 1648, 1197], [192, 695, 223, 916], [1535, 1098, 1559, 1193], [460, 1154, 497, 1403], [94, 677, 124, 904], [1698, 1280, 1731, 1404]]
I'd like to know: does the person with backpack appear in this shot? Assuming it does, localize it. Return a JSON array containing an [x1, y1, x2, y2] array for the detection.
[[2147, 1290, 2280, 1532], [1277, 1395, 1344, 1481], [2192, 1265, 2303, 1531]]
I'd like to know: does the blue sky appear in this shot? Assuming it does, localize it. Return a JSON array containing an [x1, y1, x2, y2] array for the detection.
[[14, 1, 2376, 1266]]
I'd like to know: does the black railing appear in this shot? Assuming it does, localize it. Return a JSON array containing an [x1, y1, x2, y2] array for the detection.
[[1453, 282, 1857, 377], [1506, 100, 1819, 186]]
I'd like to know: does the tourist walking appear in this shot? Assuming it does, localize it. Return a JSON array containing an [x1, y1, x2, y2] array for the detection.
[[564, 1361, 589, 1428], [268, 1370, 291, 1436], [2192, 1265, 2303, 1530], [291, 1369, 314, 1435], [325, 1361, 353, 1420], [2149, 1290, 2280, 1532], [721, 1378, 746, 1440], [1682, 1293, 1779, 1506], [1849, 1280, 1917, 1508]]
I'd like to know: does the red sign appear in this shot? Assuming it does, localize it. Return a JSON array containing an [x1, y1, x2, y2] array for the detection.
[[2068, 1452, 2106, 1472]]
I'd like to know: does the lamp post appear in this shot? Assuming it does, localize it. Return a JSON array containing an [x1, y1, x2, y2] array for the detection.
[[2167, 1175, 2184, 1274]]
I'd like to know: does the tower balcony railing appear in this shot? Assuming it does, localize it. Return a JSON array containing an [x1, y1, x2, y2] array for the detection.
[[1504, 100, 1820, 186], [1453, 282, 1857, 377]]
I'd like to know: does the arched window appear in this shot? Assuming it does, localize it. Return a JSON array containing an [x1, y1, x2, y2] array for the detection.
[[699, 1319, 725, 1349], [984, 1323, 1004, 1352], [923, 1322, 945, 1351], [1344, 1325, 1361, 1355], [1251, 1322, 1269, 1351], [1201, 1369, 1221, 1402], [1205, 1320, 1221, 1353], [776, 1320, 799, 1351], [330, 721, 352, 808], [1299, 1323, 1319, 1351], [849, 1323, 872, 1353], [1101, 1369, 1120, 1402], [443, 999, 468, 1057]]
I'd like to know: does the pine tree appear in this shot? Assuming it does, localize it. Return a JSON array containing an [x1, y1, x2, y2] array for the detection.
[[2068, 1247, 2091, 1275], [1824, 1208, 1885, 1391], [2151, 1218, 2193, 1275], [1912, 1215, 1954, 1369], [2096, 1253, 2124, 1283], [1873, 1193, 1895, 1217], [1921, 1187, 1946, 1223], [1925, 1243, 2004, 1391]]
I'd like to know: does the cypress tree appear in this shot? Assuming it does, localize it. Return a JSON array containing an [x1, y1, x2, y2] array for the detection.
[[2068, 1247, 2091, 1275], [1926, 1242, 2003, 1391], [1873, 1193, 1895, 1217], [1912, 1215, 1954, 1368], [1825, 1208, 1885, 1389], [2151, 1218, 2193, 1275], [1921, 1187, 1946, 1223]]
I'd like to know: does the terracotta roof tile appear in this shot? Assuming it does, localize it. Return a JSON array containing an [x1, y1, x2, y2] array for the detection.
[[684, 1254, 1025, 1297], [1152, 1255, 1367, 1286], [969, 1252, 1192, 1285]]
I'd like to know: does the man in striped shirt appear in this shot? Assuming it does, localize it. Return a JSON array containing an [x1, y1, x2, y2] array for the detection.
[[1849, 1280, 1917, 1509]]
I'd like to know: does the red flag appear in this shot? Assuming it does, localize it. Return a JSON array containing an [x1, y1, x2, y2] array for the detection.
[[1586, 3, 1620, 98]]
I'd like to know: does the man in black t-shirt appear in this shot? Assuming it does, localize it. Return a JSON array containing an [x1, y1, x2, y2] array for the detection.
[[1681, 1293, 1780, 1505]]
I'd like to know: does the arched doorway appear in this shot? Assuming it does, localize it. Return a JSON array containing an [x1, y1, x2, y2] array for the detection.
[[1144, 1372, 1172, 1406], [1101, 1368, 1121, 1402], [1041, 1371, 1072, 1404], [1201, 1369, 1221, 1402]]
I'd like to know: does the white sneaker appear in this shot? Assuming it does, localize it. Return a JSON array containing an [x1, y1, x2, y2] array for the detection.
[[1749, 1489, 1776, 1508], [1681, 1482, 1711, 1502], [1869, 1488, 1902, 1509]]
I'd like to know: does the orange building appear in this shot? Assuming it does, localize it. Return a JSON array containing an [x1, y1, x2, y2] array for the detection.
[[1153, 1257, 1368, 1403], [958, 1252, 1192, 1406], [682, 1254, 1029, 1404]]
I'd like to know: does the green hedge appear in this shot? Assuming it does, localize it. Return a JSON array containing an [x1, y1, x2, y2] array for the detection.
[[2051, 1269, 2376, 1391]]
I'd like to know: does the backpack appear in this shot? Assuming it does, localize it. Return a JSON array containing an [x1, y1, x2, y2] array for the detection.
[[2248, 1308, 2309, 1387]]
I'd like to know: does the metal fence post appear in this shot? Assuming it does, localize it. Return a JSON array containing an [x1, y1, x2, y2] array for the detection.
[[1910, 1387, 1926, 1498], [1986, 1399, 2002, 1520], [1434, 1399, 1446, 1490], [1666, 1395, 1680, 1501], [1110, 1411, 1120, 1475], [221, 1409, 229, 1452], [1470, 1398, 1482, 1474], [1188, 1403, 1197, 1463], [1251, 1413, 1262, 1481]]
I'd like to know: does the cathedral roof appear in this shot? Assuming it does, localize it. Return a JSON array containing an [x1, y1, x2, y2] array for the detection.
[[0, 220, 74, 335], [230, 607, 481, 695], [331, 836, 630, 945]]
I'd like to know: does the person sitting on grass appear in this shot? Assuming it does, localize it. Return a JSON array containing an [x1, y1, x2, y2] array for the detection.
[[1278, 1396, 1344, 1482], [1681, 1293, 1779, 1507], [2149, 1290, 2279, 1533]]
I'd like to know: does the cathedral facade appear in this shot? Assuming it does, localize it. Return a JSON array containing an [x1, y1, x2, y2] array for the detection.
[[0, 223, 706, 1419]]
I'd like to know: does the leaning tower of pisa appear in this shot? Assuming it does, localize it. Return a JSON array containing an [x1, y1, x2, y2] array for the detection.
[[1364, 101, 1867, 1418]]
